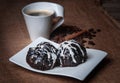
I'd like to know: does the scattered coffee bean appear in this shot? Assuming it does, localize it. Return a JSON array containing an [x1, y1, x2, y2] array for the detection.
[[82, 39, 87, 43], [88, 28, 94, 32], [50, 25, 101, 47], [91, 34, 96, 37], [86, 46, 90, 48], [88, 41, 95, 45], [96, 29, 101, 32]]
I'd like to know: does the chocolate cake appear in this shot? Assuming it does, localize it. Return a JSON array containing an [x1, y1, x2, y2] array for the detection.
[[26, 42, 58, 70], [26, 40, 87, 70], [57, 40, 87, 67]]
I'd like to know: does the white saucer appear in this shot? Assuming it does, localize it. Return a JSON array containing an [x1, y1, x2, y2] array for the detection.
[[9, 37, 107, 81]]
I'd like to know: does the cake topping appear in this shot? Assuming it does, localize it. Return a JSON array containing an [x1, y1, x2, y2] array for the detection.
[[57, 40, 87, 67], [26, 40, 87, 70], [26, 42, 58, 70]]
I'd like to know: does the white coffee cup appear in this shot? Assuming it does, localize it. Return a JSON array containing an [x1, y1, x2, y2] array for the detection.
[[22, 2, 64, 41]]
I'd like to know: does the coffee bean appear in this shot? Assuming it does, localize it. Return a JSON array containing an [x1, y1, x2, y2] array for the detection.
[[96, 29, 101, 32], [82, 39, 87, 43], [88, 41, 95, 45]]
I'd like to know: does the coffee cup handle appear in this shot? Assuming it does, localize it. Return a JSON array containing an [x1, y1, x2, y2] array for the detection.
[[52, 5, 64, 31]]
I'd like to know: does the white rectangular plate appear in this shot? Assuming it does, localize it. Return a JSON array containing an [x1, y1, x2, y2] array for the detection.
[[9, 37, 107, 81]]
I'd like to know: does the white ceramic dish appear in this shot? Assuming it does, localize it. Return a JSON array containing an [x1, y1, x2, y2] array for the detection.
[[9, 37, 107, 81]]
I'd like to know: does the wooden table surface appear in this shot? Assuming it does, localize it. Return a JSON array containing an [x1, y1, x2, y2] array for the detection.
[[0, 0, 120, 83]]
